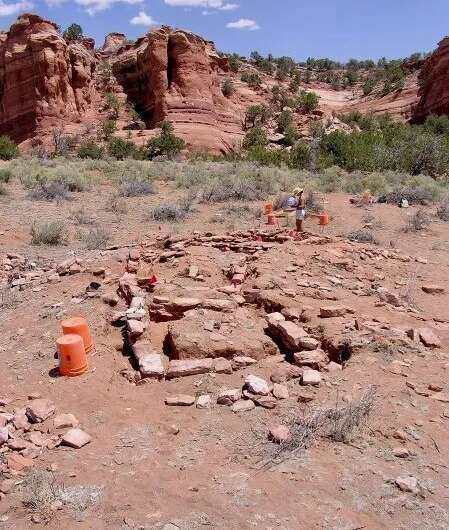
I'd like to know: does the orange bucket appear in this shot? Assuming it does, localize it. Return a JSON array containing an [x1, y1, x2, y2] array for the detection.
[[57, 334, 88, 377], [62, 317, 94, 353], [319, 213, 329, 226], [267, 213, 276, 225], [264, 203, 273, 215]]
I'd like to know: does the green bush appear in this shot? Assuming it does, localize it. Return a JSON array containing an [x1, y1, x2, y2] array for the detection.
[[101, 119, 117, 140], [298, 91, 320, 113], [222, 79, 235, 97], [289, 142, 311, 169], [245, 105, 270, 129], [423, 115, 449, 136], [242, 127, 267, 150], [0, 169, 11, 183], [104, 92, 120, 118], [277, 110, 294, 133], [77, 140, 103, 159], [108, 137, 138, 160], [241, 71, 262, 88], [0, 136, 18, 160], [146, 121, 185, 160], [283, 124, 299, 146]]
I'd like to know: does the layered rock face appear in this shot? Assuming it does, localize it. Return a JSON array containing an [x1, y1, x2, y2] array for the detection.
[[111, 26, 242, 153], [412, 37, 449, 122], [102, 32, 127, 52], [0, 14, 96, 143]]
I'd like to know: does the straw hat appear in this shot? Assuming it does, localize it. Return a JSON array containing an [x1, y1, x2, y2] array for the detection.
[[292, 187, 304, 196]]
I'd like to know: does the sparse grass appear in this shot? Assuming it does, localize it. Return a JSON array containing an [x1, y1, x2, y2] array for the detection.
[[119, 178, 155, 197], [437, 197, 449, 221], [272, 192, 288, 210], [259, 387, 376, 467], [0, 183, 7, 195], [104, 194, 128, 214], [404, 209, 431, 232], [71, 207, 95, 225], [81, 226, 111, 249], [348, 229, 378, 244], [305, 191, 323, 213], [221, 204, 262, 220], [28, 179, 70, 202], [147, 203, 187, 223], [31, 221, 67, 245]]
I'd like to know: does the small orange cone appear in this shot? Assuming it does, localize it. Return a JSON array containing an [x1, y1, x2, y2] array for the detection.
[[57, 334, 88, 377], [61, 317, 94, 353], [264, 202, 273, 215]]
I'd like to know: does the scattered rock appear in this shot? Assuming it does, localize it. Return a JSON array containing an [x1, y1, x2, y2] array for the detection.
[[393, 447, 410, 458], [196, 395, 212, 409], [213, 357, 232, 374], [272, 383, 289, 399], [165, 395, 195, 406], [0, 427, 9, 446], [395, 476, 419, 494], [53, 413, 79, 429], [293, 349, 328, 370], [245, 375, 270, 396], [217, 389, 242, 405], [231, 400, 256, 413], [166, 358, 213, 379], [422, 285, 445, 294], [377, 287, 401, 307], [419, 328, 441, 348], [26, 399, 56, 423], [320, 305, 348, 318], [7, 453, 34, 471], [301, 369, 322, 386], [61, 428, 92, 449], [269, 425, 292, 443], [126, 319, 145, 339]]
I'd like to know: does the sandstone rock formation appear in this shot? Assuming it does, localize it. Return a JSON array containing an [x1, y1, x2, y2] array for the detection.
[[110, 26, 242, 153], [412, 37, 449, 122], [0, 14, 96, 143], [102, 32, 126, 52]]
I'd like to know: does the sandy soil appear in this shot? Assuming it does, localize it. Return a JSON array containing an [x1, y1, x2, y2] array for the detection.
[[1, 180, 449, 530]]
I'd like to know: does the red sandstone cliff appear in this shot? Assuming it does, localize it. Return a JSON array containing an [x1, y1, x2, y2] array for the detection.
[[412, 37, 449, 123], [0, 14, 97, 143]]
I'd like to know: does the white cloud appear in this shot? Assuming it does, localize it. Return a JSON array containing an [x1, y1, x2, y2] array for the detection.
[[227, 18, 260, 30], [165, 0, 239, 11], [130, 10, 157, 26], [76, 0, 142, 15], [0, 0, 32, 15]]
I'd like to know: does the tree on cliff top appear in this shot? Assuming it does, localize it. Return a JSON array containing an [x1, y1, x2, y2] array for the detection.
[[63, 24, 83, 42]]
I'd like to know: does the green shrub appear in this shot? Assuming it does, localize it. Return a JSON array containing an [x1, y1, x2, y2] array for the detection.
[[108, 137, 138, 160], [28, 180, 70, 202], [222, 79, 235, 97], [0, 169, 11, 183], [437, 197, 449, 221], [245, 105, 271, 129], [283, 124, 299, 146], [77, 140, 103, 159], [101, 119, 117, 140], [227, 54, 240, 73], [0, 136, 18, 160], [241, 71, 262, 88], [423, 115, 449, 136], [362, 77, 377, 96], [31, 221, 66, 245], [104, 92, 120, 118], [277, 110, 294, 133], [242, 127, 267, 150], [247, 146, 288, 167], [147, 204, 188, 223], [289, 142, 311, 169], [298, 90, 319, 113], [147, 121, 185, 160], [119, 178, 154, 197]]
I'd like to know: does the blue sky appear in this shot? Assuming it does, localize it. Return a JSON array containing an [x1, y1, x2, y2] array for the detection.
[[1, 0, 449, 61]]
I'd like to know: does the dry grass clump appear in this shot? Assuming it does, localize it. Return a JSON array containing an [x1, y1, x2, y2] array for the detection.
[[348, 229, 378, 244], [81, 226, 111, 249], [147, 204, 187, 223], [30, 221, 67, 245], [437, 197, 449, 221], [256, 387, 376, 467], [119, 178, 155, 197], [104, 194, 128, 214], [404, 209, 431, 232]]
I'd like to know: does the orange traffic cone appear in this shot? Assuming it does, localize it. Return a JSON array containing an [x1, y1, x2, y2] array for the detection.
[[264, 202, 273, 215], [267, 213, 276, 226], [57, 334, 88, 377], [62, 317, 94, 353]]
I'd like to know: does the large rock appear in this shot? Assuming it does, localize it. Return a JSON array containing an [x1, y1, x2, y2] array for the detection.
[[166, 358, 213, 378], [132, 342, 167, 379], [0, 14, 96, 143], [419, 328, 441, 348], [293, 349, 329, 370], [166, 311, 278, 360], [62, 428, 92, 449], [26, 399, 56, 423], [245, 375, 270, 396], [266, 314, 310, 353]]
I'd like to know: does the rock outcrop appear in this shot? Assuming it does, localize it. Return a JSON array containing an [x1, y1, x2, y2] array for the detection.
[[102, 32, 126, 52], [0, 14, 97, 143], [111, 26, 242, 153], [412, 37, 449, 122]]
